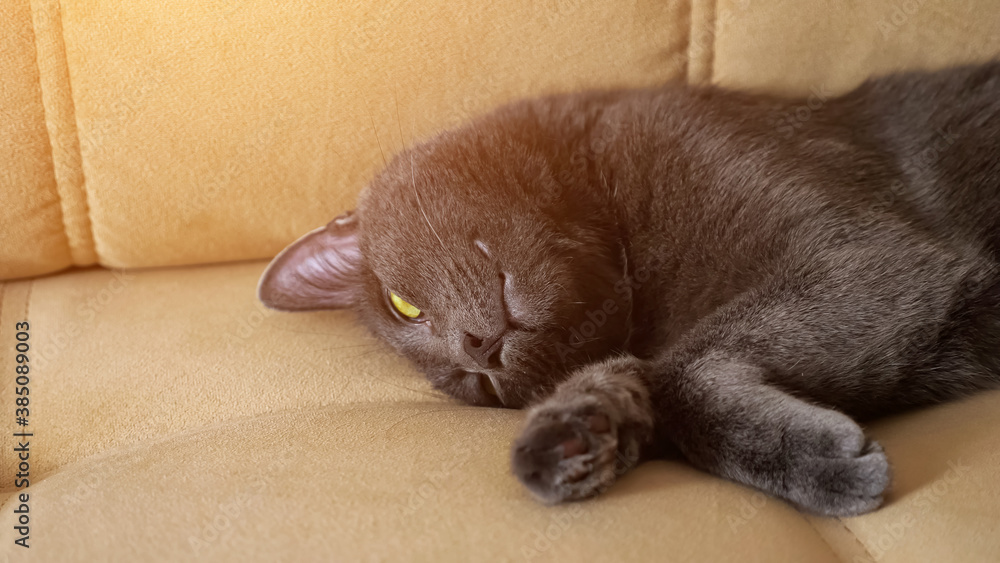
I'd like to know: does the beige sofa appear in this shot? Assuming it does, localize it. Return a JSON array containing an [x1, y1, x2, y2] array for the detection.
[[2, 1, 999, 561]]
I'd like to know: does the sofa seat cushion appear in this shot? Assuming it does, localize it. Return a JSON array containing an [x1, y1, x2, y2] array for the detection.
[[2, 263, 999, 561]]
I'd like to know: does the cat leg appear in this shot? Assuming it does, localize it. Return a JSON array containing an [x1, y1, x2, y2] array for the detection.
[[656, 354, 890, 516], [511, 355, 654, 503], [510, 352, 890, 515]]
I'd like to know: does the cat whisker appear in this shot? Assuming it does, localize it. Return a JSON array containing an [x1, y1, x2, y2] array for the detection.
[[361, 374, 449, 401], [341, 349, 386, 361], [361, 91, 388, 167], [379, 406, 474, 435], [317, 343, 382, 351], [390, 81, 408, 157], [277, 327, 372, 337], [392, 82, 470, 283], [562, 334, 603, 348], [413, 145, 450, 250]]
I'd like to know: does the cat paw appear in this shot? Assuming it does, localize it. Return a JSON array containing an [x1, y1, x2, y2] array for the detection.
[[780, 416, 891, 516], [510, 357, 653, 504], [511, 401, 625, 503]]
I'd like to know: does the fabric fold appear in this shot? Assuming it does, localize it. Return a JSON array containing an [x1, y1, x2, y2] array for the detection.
[[29, 0, 98, 268]]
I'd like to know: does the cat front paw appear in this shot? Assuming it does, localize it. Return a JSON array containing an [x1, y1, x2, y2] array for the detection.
[[510, 357, 653, 504], [511, 400, 625, 503], [738, 407, 891, 516], [783, 432, 891, 516]]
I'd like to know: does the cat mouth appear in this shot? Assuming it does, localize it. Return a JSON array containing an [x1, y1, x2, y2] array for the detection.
[[480, 373, 500, 399], [453, 369, 508, 408], [477, 372, 508, 408]]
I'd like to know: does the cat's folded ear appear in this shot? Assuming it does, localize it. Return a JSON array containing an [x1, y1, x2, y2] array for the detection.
[[257, 210, 363, 311]]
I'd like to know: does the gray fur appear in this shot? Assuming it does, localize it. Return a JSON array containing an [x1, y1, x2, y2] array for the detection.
[[259, 62, 1000, 516]]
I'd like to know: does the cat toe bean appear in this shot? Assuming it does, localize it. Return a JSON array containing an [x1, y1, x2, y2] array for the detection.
[[510, 358, 654, 503], [511, 404, 621, 503]]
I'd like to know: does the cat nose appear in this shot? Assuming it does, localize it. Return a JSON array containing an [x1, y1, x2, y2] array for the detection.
[[462, 330, 505, 369]]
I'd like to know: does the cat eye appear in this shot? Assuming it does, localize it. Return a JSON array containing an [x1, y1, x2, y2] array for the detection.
[[387, 290, 425, 322]]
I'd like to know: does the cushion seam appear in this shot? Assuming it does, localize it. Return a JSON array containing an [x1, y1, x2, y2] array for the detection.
[[799, 512, 843, 561], [801, 512, 876, 562], [55, 0, 100, 266], [685, 0, 718, 84], [708, 0, 718, 82], [28, 0, 99, 267], [25, 1, 74, 268], [836, 517, 875, 562], [681, 0, 692, 82]]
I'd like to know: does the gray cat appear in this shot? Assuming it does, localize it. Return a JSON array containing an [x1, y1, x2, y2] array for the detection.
[[258, 62, 1000, 516]]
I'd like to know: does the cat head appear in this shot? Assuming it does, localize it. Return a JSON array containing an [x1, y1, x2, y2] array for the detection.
[[258, 105, 632, 408]]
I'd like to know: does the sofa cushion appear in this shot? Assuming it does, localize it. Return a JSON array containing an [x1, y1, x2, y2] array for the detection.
[[3, 1, 999, 279], [713, 0, 1000, 94], [2, 263, 998, 560], [0, 1, 74, 279], [1, 0, 691, 279]]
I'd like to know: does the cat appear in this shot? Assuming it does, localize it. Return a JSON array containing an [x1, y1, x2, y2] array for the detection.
[[257, 61, 1000, 516]]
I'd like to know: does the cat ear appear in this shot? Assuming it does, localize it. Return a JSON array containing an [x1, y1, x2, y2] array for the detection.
[[258, 211, 364, 311]]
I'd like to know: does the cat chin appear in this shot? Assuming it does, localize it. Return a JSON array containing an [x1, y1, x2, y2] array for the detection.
[[418, 346, 567, 409], [449, 369, 509, 408]]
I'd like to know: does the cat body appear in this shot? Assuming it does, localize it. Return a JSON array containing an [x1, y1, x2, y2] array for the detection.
[[259, 62, 1000, 516]]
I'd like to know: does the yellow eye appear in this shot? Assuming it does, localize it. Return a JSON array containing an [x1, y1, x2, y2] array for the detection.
[[389, 291, 423, 319]]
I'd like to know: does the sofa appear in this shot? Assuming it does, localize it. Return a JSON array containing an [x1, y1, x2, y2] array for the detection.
[[2, 1, 999, 561]]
